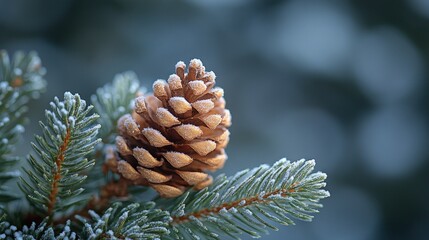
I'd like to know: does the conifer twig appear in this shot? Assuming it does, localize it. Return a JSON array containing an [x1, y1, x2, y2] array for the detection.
[[0, 50, 46, 208], [19, 92, 101, 223], [159, 158, 329, 239], [46, 128, 71, 220]]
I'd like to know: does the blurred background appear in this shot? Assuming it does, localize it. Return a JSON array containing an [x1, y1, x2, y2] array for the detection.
[[1, 0, 428, 239]]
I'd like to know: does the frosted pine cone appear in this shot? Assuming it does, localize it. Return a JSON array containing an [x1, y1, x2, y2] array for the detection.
[[113, 59, 231, 198]]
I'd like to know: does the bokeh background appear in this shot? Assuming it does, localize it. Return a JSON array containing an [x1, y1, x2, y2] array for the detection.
[[1, 0, 429, 239]]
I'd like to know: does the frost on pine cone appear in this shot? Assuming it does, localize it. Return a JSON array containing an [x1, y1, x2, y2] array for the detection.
[[112, 59, 231, 198]]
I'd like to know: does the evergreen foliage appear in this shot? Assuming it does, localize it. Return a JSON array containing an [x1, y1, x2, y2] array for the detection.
[[0, 50, 329, 239], [19, 92, 101, 221], [77, 202, 170, 239], [159, 158, 329, 239], [0, 51, 46, 207], [91, 71, 141, 144], [0, 216, 77, 240], [82, 71, 144, 206]]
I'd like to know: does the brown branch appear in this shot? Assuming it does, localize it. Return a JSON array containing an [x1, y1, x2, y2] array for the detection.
[[172, 184, 298, 224], [53, 176, 130, 225], [47, 128, 71, 223], [87, 177, 130, 212], [52, 146, 130, 225]]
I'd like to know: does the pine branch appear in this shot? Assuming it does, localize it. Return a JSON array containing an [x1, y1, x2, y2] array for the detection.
[[0, 216, 77, 240], [0, 50, 46, 98], [81, 72, 142, 211], [158, 158, 329, 240], [91, 71, 141, 144], [19, 92, 101, 222], [0, 52, 330, 240], [50, 73, 143, 225], [77, 202, 171, 240], [0, 50, 46, 207]]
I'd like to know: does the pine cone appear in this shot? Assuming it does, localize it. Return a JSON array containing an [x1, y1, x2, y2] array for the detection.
[[113, 59, 231, 198]]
